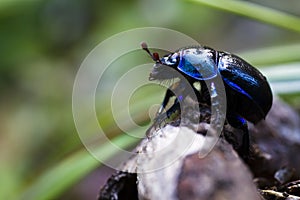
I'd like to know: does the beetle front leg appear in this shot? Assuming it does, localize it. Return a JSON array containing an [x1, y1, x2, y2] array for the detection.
[[146, 98, 181, 137], [146, 82, 185, 137], [146, 86, 176, 137], [199, 81, 211, 104], [157, 80, 187, 115], [157, 87, 175, 116], [154, 87, 181, 125]]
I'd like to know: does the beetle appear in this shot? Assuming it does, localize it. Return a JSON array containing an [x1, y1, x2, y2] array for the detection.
[[141, 42, 273, 157]]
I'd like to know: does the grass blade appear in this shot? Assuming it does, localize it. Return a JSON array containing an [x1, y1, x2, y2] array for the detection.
[[19, 133, 139, 200], [188, 0, 300, 33]]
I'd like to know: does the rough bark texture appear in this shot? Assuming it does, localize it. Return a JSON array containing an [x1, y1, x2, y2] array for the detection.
[[98, 98, 300, 200], [248, 98, 300, 182], [177, 141, 260, 200]]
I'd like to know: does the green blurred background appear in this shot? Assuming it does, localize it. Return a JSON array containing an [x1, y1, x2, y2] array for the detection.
[[1, 0, 300, 199]]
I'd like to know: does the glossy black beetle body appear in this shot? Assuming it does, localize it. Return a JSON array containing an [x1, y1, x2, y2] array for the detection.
[[141, 42, 273, 157]]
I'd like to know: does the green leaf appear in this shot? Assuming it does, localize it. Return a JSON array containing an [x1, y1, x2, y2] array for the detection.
[[18, 133, 139, 200], [240, 43, 300, 66], [188, 0, 300, 33]]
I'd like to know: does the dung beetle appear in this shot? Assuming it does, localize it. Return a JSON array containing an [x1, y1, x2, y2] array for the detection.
[[141, 42, 273, 157]]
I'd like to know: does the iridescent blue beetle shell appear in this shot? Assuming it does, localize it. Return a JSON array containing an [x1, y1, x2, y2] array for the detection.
[[149, 46, 273, 124]]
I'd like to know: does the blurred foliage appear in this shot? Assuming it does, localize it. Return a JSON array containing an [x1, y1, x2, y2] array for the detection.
[[0, 0, 299, 199]]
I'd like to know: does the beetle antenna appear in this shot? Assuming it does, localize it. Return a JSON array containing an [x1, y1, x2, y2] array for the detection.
[[140, 42, 161, 63]]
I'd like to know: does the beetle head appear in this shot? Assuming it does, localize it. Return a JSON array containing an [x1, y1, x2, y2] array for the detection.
[[141, 42, 179, 81], [141, 42, 218, 81]]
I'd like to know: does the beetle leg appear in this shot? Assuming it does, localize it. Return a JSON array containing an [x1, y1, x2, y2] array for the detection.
[[155, 94, 181, 126], [199, 81, 211, 104], [165, 98, 181, 119], [146, 85, 179, 137], [226, 113, 250, 159], [157, 87, 175, 116], [146, 96, 180, 137]]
